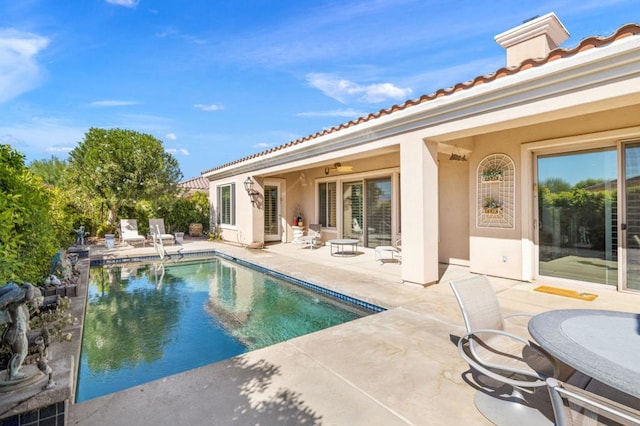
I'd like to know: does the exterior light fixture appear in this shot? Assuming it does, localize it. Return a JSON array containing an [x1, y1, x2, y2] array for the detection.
[[244, 176, 259, 205], [324, 162, 353, 175]]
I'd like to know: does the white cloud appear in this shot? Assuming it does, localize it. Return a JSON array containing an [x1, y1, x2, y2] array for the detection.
[[166, 148, 190, 156], [89, 100, 139, 107], [0, 117, 86, 160], [194, 103, 224, 111], [296, 108, 367, 118], [165, 133, 177, 140], [0, 29, 50, 104], [306, 73, 412, 104], [105, 0, 139, 8], [47, 146, 74, 153], [253, 142, 273, 149]]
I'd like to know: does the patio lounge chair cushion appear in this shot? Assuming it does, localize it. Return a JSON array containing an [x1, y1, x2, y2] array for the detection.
[[149, 218, 175, 245], [120, 219, 146, 246]]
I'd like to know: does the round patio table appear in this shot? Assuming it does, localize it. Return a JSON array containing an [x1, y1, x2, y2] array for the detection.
[[328, 239, 359, 256], [528, 309, 640, 399]]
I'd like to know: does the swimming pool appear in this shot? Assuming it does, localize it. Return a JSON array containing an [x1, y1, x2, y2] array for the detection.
[[76, 255, 378, 402]]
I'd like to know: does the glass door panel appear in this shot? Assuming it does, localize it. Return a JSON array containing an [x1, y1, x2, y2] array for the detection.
[[537, 149, 618, 285], [264, 184, 280, 242], [342, 182, 363, 243], [624, 143, 640, 290], [366, 178, 392, 247]]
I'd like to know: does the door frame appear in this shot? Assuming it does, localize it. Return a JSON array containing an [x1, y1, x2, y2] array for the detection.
[[620, 140, 640, 292], [522, 127, 640, 290]]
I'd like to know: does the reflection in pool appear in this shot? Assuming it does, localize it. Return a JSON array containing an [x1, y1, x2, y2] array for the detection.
[[76, 256, 373, 402]]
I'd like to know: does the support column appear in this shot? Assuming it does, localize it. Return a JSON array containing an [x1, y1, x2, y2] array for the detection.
[[400, 138, 439, 285]]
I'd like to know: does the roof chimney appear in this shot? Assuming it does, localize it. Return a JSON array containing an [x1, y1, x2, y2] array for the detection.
[[494, 12, 569, 67]]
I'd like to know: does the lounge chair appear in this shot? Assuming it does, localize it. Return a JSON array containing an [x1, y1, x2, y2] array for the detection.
[[149, 218, 175, 245], [450, 275, 567, 425], [374, 238, 401, 263], [352, 218, 363, 234], [300, 224, 322, 249], [120, 219, 146, 246], [547, 377, 640, 425]]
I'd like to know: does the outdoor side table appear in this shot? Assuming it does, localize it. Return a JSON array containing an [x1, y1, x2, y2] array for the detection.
[[328, 239, 359, 256]]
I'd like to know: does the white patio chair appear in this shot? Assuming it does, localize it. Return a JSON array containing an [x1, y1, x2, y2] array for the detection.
[[451, 275, 568, 425], [547, 377, 640, 425], [149, 218, 175, 245], [374, 238, 401, 263], [120, 219, 146, 246], [300, 224, 322, 249]]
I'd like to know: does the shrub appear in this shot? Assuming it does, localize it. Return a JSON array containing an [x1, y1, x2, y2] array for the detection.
[[0, 145, 60, 284]]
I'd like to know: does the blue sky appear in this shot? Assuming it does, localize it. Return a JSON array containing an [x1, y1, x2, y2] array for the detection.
[[1, 1, 638, 179]]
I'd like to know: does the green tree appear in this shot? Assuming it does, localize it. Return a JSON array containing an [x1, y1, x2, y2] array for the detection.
[[157, 191, 210, 233], [574, 178, 605, 189], [0, 145, 59, 284], [541, 177, 572, 193], [66, 128, 182, 226], [29, 156, 67, 187]]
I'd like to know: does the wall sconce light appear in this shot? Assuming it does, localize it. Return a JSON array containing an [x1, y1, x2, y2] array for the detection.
[[324, 162, 353, 175], [244, 176, 259, 205]]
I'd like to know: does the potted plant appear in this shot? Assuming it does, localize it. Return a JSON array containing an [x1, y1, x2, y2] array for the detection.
[[481, 164, 505, 181], [483, 198, 502, 214]]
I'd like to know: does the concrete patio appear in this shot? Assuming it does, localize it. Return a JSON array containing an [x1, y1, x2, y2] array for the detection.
[[69, 239, 639, 425]]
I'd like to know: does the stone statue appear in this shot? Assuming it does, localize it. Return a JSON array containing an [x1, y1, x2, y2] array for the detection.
[[74, 225, 89, 246], [0, 282, 43, 381], [50, 249, 74, 284]]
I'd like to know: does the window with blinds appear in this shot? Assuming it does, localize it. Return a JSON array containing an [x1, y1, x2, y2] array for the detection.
[[216, 183, 235, 225], [319, 182, 337, 227]]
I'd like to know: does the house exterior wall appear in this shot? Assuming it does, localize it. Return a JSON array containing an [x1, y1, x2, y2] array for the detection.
[[467, 103, 640, 281], [203, 25, 640, 288], [208, 175, 261, 246], [438, 152, 470, 265], [469, 132, 524, 280]]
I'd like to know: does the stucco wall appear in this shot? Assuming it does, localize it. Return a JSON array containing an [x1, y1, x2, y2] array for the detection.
[[208, 175, 260, 246], [438, 152, 470, 264], [467, 104, 640, 280]]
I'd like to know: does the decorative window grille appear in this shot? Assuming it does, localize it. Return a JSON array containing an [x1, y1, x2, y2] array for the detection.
[[477, 154, 515, 229]]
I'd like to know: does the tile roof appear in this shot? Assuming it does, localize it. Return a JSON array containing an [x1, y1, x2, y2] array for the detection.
[[179, 176, 209, 190], [201, 23, 640, 176]]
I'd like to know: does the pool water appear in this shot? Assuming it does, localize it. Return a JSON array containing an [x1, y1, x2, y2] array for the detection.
[[76, 256, 372, 402]]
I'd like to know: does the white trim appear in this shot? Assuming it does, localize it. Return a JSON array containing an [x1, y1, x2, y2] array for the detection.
[[494, 12, 569, 49]]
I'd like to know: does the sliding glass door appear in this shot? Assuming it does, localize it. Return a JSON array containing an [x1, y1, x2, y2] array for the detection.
[[537, 149, 618, 285], [342, 181, 363, 242], [366, 178, 392, 246], [623, 143, 640, 290], [342, 178, 392, 248]]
